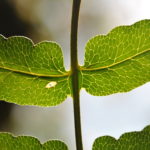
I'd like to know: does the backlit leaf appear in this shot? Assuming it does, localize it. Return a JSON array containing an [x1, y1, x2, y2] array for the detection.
[[81, 20, 150, 96], [92, 125, 150, 150], [0, 35, 71, 106], [0, 133, 68, 150]]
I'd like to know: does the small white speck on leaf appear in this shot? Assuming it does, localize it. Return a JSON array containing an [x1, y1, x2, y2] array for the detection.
[[46, 81, 57, 88]]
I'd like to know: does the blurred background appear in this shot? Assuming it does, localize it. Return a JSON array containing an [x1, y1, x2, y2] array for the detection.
[[0, 0, 150, 150]]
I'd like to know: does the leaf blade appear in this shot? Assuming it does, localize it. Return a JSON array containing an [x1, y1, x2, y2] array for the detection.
[[83, 20, 150, 70], [81, 20, 150, 96], [0, 35, 67, 76], [0, 35, 71, 106], [92, 125, 150, 150], [0, 133, 68, 150]]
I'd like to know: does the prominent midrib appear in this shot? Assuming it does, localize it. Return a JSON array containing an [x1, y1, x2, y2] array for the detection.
[[81, 48, 150, 71], [0, 66, 70, 77], [1, 49, 149, 77]]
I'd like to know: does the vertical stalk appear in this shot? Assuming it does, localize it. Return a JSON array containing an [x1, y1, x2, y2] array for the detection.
[[70, 0, 83, 150]]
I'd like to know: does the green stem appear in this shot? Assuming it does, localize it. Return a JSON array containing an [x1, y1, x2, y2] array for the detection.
[[70, 0, 83, 150]]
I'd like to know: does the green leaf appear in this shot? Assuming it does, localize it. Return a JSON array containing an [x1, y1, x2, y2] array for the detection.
[[81, 20, 150, 96], [1, 20, 150, 106], [0, 133, 68, 150], [92, 125, 150, 150], [0, 35, 71, 106]]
